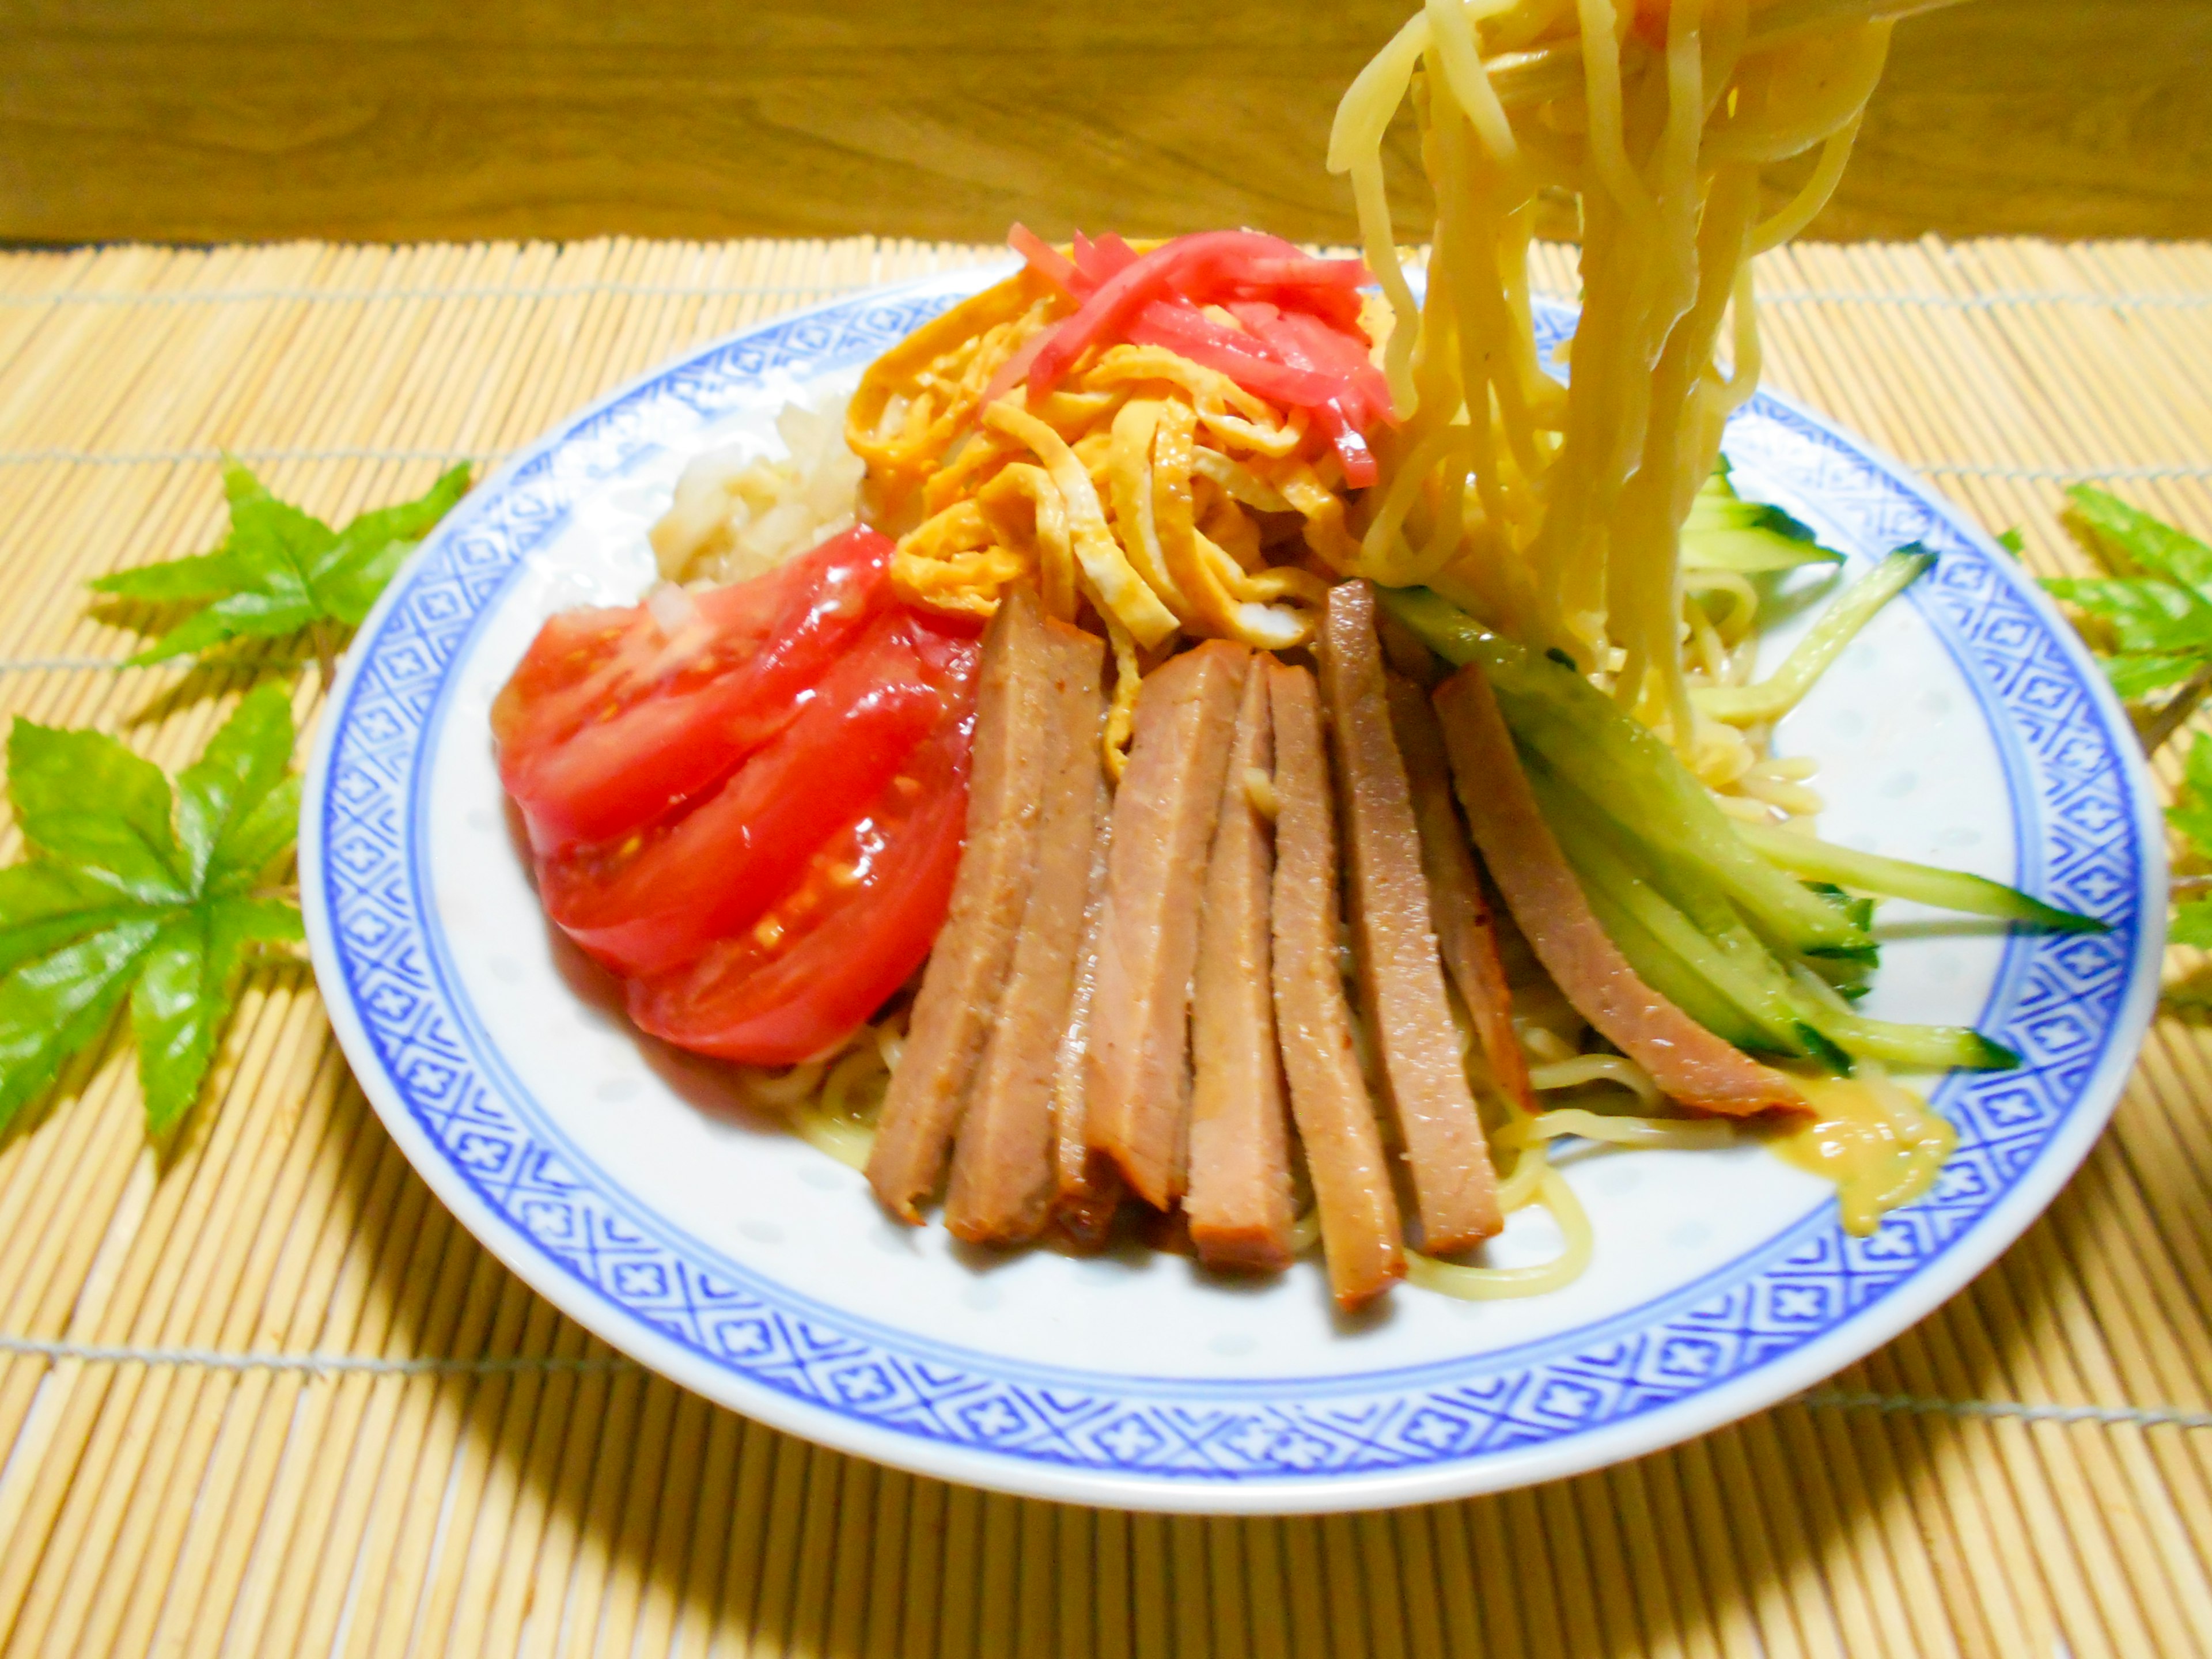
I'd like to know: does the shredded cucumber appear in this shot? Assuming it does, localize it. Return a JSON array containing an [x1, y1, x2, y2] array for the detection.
[[1737, 821, 2107, 934], [1380, 581, 2028, 1081], [1682, 468, 1845, 574], [1805, 881, 1876, 934], [1553, 791, 2012, 1071], [1558, 849, 1778, 1055], [1381, 588, 1874, 959], [1693, 547, 1936, 726], [1530, 759, 1835, 1063], [1787, 966, 2022, 1071]]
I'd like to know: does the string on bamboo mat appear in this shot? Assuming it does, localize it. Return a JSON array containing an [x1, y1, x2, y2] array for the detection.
[[6, 1331, 2209, 1428]]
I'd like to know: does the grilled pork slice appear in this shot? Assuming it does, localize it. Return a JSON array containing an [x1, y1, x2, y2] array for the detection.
[[945, 620, 1108, 1244], [1051, 787, 1124, 1248], [867, 589, 1059, 1220], [1384, 671, 1535, 1116], [1432, 665, 1805, 1116], [1049, 780, 1123, 1245], [1086, 639, 1251, 1210], [1268, 661, 1404, 1310], [1319, 583, 1501, 1252], [1185, 656, 1296, 1272]]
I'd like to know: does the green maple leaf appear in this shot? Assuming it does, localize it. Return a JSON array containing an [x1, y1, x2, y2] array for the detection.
[[2064, 485, 2212, 587], [0, 684, 304, 1140], [2171, 733, 2212, 861], [2173, 899, 2212, 951], [2044, 486, 2212, 704], [90, 459, 469, 677]]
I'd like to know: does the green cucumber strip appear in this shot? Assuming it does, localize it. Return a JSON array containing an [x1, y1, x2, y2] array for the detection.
[[1737, 820, 2107, 934], [1805, 881, 1877, 933], [1685, 497, 1771, 532], [1560, 800, 2009, 1073], [1583, 889, 1777, 1054], [1796, 1001, 2021, 1071], [1683, 467, 1835, 567], [1785, 965, 2021, 1071], [1682, 527, 1846, 574], [1692, 547, 1936, 726], [1378, 585, 1501, 665], [1546, 762, 1871, 997], [1532, 761, 1741, 934], [1555, 850, 1780, 1055], [1382, 586, 1874, 959], [1793, 1021, 1857, 1075], [1532, 765, 1834, 1063]]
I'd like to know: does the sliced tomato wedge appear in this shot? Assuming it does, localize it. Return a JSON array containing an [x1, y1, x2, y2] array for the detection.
[[627, 674, 976, 1065], [495, 527, 894, 853], [537, 608, 949, 979]]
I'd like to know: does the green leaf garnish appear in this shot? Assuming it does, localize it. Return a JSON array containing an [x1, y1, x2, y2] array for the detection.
[[2063, 484, 2212, 587], [1996, 527, 2025, 556], [2170, 732, 2212, 863], [2044, 486, 2212, 709], [91, 460, 469, 682], [0, 685, 304, 1139], [2175, 899, 2212, 950]]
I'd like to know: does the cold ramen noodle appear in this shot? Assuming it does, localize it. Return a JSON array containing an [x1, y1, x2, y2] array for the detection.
[[491, 0, 2098, 1313]]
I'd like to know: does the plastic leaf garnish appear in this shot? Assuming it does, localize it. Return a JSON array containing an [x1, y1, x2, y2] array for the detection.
[[90, 459, 469, 682], [0, 684, 303, 1139], [2168, 732, 2212, 952], [2043, 485, 2212, 714]]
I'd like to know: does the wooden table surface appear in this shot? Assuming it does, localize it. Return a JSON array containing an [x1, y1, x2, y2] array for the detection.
[[3, 0, 2207, 247]]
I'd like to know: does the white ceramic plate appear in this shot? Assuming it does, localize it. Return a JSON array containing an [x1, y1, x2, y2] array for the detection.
[[300, 268, 2164, 1513]]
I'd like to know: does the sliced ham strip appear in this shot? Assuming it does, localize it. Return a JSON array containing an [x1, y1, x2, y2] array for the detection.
[[945, 620, 1108, 1244], [1431, 665, 1806, 1117], [1268, 661, 1405, 1310], [1185, 656, 1296, 1273], [1086, 639, 1251, 1209], [1050, 783, 1123, 1247], [867, 590, 1059, 1221], [1319, 583, 1501, 1252], [1384, 671, 1535, 1116]]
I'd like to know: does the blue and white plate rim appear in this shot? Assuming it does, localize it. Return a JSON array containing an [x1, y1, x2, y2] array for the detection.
[[299, 264, 2166, 1514]]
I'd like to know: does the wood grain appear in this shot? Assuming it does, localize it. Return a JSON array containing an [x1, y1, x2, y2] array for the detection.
[[1, 0, 2206, 246]]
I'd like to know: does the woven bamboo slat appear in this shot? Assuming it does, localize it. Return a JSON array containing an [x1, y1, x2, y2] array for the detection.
[[0, 235, 2203, 1657]]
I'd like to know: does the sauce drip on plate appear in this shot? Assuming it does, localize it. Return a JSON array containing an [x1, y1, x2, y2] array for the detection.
[[1774, 1071, 1957, 1236]]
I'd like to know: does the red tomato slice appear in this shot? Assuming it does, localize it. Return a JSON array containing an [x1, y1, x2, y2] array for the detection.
[[495, 527, 894, 853], [538, 608, 948, 978], [627, 676, 976, 1065]]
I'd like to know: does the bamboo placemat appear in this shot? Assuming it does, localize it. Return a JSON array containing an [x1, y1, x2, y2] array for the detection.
[[0, 235, 2208, 1658]]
